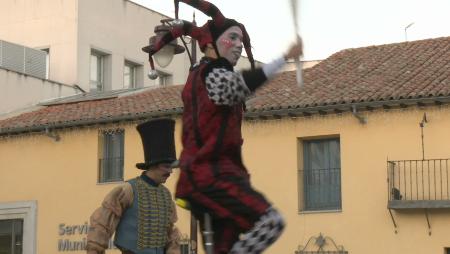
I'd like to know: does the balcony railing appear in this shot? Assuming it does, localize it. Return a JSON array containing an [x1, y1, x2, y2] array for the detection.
[[387, 159, 450, 209]]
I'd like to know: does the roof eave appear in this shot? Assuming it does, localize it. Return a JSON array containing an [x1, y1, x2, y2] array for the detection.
[[244, 96, 450, 119], [1, 95, 449, 137], [0, 108, 183, 137]]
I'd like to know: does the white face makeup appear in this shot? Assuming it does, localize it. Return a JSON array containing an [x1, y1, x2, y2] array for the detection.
[[216, 26, 243, 66]]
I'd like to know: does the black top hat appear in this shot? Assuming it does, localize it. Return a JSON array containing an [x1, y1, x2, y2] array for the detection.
[[135, 118, 177, 170]]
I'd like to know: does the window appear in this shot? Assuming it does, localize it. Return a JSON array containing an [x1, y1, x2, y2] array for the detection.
[[0, 219, 23, 254], [0, 201, 36, 254], [156, 70, 172, 86], [123, 62, 136, 89], [445, 247, 450, 254], [98, 129, 124, 183], [300, 138, 341, 211], [124, 60, 143, 89], [40, 48, 50, 79], [90, 51, 105, 92]]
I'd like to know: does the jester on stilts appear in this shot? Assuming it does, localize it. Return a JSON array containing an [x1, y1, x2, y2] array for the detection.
[[145, 1, 303, 253]]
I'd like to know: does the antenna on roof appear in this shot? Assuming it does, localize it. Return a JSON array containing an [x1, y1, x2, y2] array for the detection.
[[404, 22, 414, 41]]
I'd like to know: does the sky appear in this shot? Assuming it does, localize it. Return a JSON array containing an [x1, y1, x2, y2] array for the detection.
[[131, 0, 450, 63]]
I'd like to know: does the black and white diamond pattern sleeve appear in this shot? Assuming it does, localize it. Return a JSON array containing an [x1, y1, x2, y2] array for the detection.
[[205, 68, 251, 105]]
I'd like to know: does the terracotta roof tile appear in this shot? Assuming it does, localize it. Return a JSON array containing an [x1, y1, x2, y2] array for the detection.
[[1, 36, 449, 134], [247, 36, 450, 112]]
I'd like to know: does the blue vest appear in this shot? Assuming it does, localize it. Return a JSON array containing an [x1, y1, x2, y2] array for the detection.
[[114, 177, 173, 254]]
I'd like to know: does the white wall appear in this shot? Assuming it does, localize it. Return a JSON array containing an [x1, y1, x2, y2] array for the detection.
[[0, 0, 192, 91], [77, 0, 191, 90], [0, 0, 79, 86], [0, 68, 79, 115]]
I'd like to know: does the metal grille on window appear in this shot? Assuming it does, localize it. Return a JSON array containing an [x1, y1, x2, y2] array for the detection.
[[302, 139, 341, 211], [179, 236, 190, 254], [0, 219, 23, 254], [99, 129, 124, 183]]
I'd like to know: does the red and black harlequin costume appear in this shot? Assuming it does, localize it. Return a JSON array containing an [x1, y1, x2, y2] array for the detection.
[[145, 1, 294, 253]]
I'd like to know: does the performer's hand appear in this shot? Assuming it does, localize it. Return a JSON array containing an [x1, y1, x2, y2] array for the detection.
[[284, 37, 303, 60]]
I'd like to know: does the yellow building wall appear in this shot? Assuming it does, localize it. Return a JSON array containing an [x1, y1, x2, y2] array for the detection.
[[0, 121, 190, 254], [1, 106, 450, 253], [242, 106, 450, 254]]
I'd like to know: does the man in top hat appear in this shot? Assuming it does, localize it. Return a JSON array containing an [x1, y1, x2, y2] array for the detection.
[[86, 118, 181, 254], [145, 1, 303, 253]]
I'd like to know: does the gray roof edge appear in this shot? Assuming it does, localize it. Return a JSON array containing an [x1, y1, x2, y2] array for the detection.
[[0, 108, 183, 136], [244, 96, 450, 118], [1, 95, 450, 136]]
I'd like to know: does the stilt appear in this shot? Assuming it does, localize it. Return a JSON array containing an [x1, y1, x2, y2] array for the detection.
[[203, 213, 214, 254], [176, 198, 214, 254]]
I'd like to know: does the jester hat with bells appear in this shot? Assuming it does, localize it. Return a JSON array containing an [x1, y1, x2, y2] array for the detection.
[[143, 0, 255, 78]]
